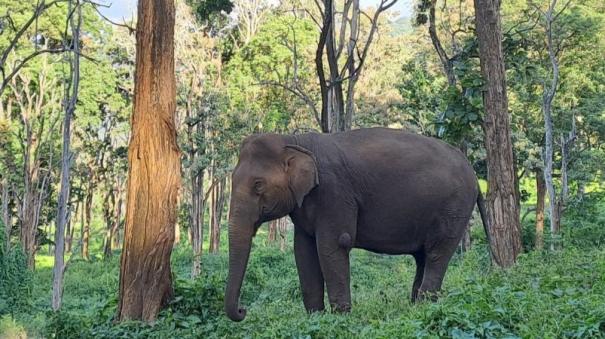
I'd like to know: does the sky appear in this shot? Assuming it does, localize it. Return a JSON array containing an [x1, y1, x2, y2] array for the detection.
[[99, 0, 413, 21]]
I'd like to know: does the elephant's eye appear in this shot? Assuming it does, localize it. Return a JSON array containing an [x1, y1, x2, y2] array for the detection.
[[253, 179, 265, 195]]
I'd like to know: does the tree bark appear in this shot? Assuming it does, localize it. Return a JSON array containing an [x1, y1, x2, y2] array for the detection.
[[2, 179, 9, 248], [473, 0, 522, 267], [103, 186, 118, 259], [209, 177, 226, 254], [191, 170, 203, 278], [535, 169, 545, 250], [278, 218, 287, 252], [427, 0, 457, 87], [66, 201, 78, 253], [117, 0, 180, 322], [315, 0, 394, 133], [52, 0, 81, 310], [82, 186, 93, 260], [542, 0, 570, 251], [267, 219, 277, 245]]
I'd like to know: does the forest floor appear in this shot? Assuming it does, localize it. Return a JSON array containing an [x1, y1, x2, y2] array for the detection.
[[3, 224, 605, 338]]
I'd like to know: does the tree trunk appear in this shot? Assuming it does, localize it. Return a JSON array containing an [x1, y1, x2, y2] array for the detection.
[[103, 189, 116, 259], [209, 182, 217, 253], [210, 177, 226, 254], [535, 169, 545, 250], [428, 0, 457, 87], [65, 209, 72, 254], [542, 0, 564, 251], [66, 201, 78, 253], [117, 0, 180, 322], [52, 0, 81, 310], [174, 219, 181, 244], [191, 170, 203, 278], [473, 0, 522, 268], [82, 188, 93, 260], [2, 179, 9, 248], [278, 218, 287, 252], [267, 219, 277, 245]]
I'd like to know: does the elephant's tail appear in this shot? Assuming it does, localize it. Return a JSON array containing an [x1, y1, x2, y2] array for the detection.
[[476, 184, 493, 260]]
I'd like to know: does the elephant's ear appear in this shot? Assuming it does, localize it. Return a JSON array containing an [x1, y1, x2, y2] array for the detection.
[[283, 145, 319, 207]]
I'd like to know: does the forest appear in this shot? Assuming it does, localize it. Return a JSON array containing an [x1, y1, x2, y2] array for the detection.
[[0, 0, 604, 337]]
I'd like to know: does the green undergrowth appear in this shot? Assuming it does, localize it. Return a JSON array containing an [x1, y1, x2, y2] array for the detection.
[[6, 238, 605, 338]]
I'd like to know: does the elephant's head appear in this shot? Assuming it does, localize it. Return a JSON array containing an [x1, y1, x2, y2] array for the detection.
[[225, 135, 318, 321]]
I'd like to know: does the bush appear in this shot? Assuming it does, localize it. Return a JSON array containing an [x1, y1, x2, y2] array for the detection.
[[0, 224, 33, 315], [0, 315, 27, 339]]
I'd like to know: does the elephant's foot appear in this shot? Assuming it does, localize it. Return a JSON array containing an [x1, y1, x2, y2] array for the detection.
[[305, 306, 325, 314], [330, 303, 351, 313], [416, 289, 440, 302], [304, 301, 325, 313]]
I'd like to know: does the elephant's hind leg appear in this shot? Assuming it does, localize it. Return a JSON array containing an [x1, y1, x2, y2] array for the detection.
[[411, 252, 426, 302], [417, 218, 466, 301], [294, 227, 325, 313]]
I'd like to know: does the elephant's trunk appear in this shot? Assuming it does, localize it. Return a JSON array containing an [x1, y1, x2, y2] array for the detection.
[[225, 215, 253, 322]]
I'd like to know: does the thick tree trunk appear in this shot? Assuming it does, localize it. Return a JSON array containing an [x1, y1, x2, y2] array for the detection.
[[117, 0, 180, 322], [535, 169, 545, 250], [473, 0, 522, 268]]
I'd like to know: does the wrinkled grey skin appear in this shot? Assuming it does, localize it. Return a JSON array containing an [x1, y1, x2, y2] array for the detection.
[[225, 128, 485, 322]]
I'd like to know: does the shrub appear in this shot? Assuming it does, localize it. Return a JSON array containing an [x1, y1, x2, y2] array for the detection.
[[0, 224, 33, 315]]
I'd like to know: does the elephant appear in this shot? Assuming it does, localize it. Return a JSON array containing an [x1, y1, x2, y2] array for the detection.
[[224, 127, 488, 322]]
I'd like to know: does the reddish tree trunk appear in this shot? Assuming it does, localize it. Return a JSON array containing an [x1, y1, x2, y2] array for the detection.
[[474, 0, 522, 267], [117, 0, 180, 322]]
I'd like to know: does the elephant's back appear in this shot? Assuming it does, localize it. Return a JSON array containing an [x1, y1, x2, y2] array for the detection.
[[332, 128, 474, 180]]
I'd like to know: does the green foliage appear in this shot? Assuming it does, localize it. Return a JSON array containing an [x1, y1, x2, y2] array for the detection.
[[189, 0, 233, 35], [225, 13, 318, 133], [0, 314, 27, 338], [6, 219, 605, 338], [0, 224, 32, 315]]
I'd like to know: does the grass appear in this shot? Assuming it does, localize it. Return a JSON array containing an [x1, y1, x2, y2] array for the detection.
[[5, 230, 604, 338], [3, 189, 605, 338]]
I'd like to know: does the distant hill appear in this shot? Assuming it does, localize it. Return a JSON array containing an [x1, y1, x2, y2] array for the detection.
[[390, 16, 414, 36]]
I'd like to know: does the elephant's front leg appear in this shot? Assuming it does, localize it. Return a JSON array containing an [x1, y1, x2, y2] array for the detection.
[[316, 222, 355, 313], [294, 227, 325, 313]]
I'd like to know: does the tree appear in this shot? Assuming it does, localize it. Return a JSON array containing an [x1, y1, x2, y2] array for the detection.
[[0, 0, 69, 94], [5, 58, 60, 269], [117, 0, 181, 322], [51, 0, 81, 311], [313, 0, 398, 132], [473, 0, 522, 267]]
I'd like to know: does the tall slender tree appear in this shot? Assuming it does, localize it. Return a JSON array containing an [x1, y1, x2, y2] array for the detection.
[[51, 0, 81, 311], [473, 0, 522, 267], [117, 0, 181, 322]]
